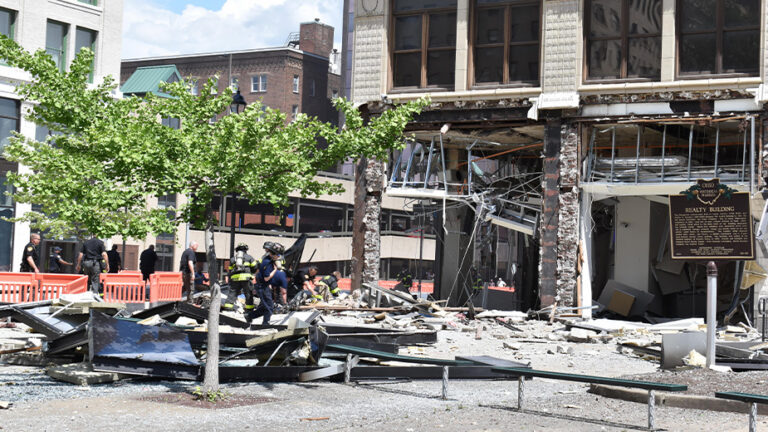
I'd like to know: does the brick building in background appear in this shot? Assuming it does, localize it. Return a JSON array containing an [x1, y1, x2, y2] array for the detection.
[[121, 20, 341, 124], [116, 19, 434, 281]]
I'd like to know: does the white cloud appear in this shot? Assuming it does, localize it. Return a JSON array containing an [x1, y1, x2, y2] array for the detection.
[[122, 0, 344, 59]]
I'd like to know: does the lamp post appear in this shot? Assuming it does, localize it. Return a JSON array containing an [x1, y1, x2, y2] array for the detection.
[[228, 89, 247, 258]]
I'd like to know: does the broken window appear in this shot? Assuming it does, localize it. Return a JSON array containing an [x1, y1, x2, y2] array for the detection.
[[473, 0, 540, 86], [392, 0, 457, 89], [583, 119, 758, 186], [585, 0, 662, 80], [677, 0, 760, 76]]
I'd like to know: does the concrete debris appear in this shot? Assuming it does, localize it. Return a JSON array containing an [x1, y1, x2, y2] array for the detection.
[[566, 328, 597, 343], [46, 363, 126, 386], [503, 342, 521, 350], [682, 350, 707, 368], [0, 400, 9, 409], [556, 345, 574, 355]]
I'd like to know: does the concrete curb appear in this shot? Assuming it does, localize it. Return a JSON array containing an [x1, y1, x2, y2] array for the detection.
[[589, 384, 768, 415]]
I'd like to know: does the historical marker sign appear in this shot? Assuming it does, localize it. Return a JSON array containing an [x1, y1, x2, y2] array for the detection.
[[669, 179, 754, 260]]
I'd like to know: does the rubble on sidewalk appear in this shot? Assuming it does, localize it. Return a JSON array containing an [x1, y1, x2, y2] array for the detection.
[[1, 278, 767, 387]]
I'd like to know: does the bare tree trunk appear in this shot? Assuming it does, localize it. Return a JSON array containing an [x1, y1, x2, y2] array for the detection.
[[202, 211, 221, 393]]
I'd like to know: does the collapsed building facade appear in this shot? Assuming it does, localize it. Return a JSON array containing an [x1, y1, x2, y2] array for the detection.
[[349, 0, 768, 321]]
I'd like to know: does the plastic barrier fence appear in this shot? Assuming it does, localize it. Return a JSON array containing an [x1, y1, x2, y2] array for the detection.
[[100, 273, 145, 303], [149, 272, 183, 303], [35, 273, 88, 300], [0, 273, 37, 303]]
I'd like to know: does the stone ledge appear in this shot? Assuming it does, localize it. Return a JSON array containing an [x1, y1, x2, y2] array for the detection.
[[589, 383, 768, 415]]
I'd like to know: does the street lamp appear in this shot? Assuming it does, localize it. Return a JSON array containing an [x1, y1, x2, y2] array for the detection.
[[228, 89, 247, 258]]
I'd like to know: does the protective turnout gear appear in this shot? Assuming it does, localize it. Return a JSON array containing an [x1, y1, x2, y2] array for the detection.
[[315, 274, 340, 301], [263, 241, 284, 255], [224, 249, 257, 313]]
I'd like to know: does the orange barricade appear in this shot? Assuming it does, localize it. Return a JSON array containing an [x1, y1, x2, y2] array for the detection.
[[149, 272, 183, 303], [100, 273, 146, 303], [0, 273, 37, 303], [35, 273, 88, 300]]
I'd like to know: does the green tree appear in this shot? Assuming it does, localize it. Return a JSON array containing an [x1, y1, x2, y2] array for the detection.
[[0, 36, 426, 393]]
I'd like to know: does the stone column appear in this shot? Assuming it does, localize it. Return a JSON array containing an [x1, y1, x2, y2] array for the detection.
[[556, 121, 579, 306], [539, 113, 562, 307], [350, 158, 383, 291]]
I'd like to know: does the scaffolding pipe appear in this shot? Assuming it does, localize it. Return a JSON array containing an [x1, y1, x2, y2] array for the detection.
[[635, 125, 642, 184], [742, 127, 747, 183], [424, 137, 435, 189], [390, 142, 406, 186], [661, 125, 667, 182], [687, 124, 694, 181], [403, 142, 418, 187], [714, 124, 720, 177], [439, 134, 448, 195], [751, 116, 755, 194], [587, 127, 596, 181], [611, 127, 616, 183]]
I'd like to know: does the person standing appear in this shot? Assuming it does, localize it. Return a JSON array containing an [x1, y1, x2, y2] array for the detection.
[[106, 245, 122, 273], [139, 245, 158, 281], [19, 233, 41, 273], [250, 242, 285, 324], [179, 241, 198, 302], [76, 236, 108, 293], [48, 246, 72, 273], [224, 243, 256, 317]]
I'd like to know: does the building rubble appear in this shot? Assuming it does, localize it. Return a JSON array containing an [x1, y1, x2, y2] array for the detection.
[[2, 285, 767, 403]]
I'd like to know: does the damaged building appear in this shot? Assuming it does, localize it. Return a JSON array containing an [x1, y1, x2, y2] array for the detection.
[[349, 0, 768, 323]]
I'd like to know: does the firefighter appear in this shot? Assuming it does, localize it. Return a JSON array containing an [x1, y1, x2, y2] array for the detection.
[[250, 241, 285, 324], [315, 270, 341, 302], [290, 265, 321, 303], [224, 242, 256, 316]]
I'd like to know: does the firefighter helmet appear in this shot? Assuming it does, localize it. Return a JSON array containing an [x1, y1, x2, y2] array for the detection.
[[263, 241, 284, 255], [235, 242, 249, 252]]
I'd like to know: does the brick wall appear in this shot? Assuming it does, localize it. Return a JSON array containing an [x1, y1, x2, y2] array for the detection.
[[121, 48, 337, 123], [299, 21, 334, 57]]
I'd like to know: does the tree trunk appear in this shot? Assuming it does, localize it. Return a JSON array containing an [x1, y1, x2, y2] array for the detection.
[[202, 210, 221, 393]]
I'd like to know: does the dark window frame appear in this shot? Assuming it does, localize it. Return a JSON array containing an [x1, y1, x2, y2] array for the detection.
[[584, 0, 663, 82], [470, 0, 542, 88], [676, 0, 761, 78], [389, 1, 457, 91]]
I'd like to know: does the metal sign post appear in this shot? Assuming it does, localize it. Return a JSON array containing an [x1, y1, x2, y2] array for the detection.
[[706, 261, 717, 368]]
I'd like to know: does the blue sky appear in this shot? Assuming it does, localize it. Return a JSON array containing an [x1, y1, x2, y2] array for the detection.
[[122, 0, 344, 59]]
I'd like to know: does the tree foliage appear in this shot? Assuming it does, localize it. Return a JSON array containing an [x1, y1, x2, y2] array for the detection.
[[0, 35, 427, 239]]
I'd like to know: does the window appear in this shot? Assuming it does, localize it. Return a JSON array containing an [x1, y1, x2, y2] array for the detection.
[[46, 21, 68, 72], [161, 117, 180, 129], [0, 8, 16, 41], [291, 105, 299, 120], [224, 197, 295, 232], [74, 27, 96, 82], [297, 201, 345, 234], [585, 0, 662, 80], [251, 74, 267, 92], [293, 75, 299, 93], [230, 77, 238, 90], [188, 79, 198, 95], [0, 172, 13, 271], [310, 79, 316, 96], [474, 1, 540, 85], [0, 98, 19, 154], [332, 89, 339, 99], [211, 77, 218, 94], [392, 0, 457, 88], [678, 0, 760, 76]]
